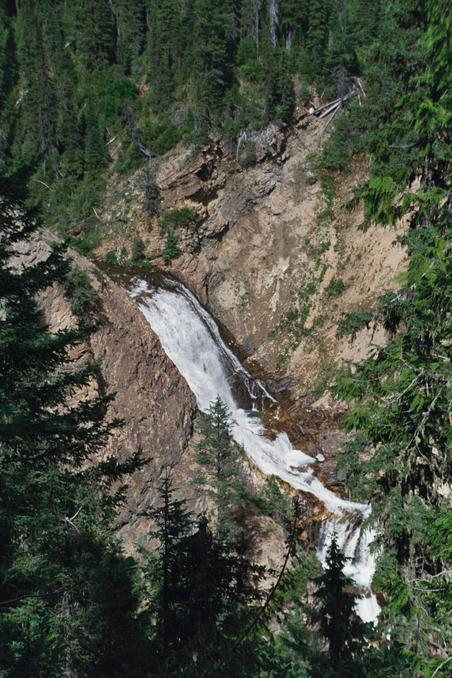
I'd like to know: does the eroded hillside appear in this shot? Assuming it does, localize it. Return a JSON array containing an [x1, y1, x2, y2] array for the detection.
[[92, 113, 406, 409]]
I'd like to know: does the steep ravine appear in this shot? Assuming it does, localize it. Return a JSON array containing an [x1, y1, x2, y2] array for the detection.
[[120, 271, 379, 622], [25, 118, 404, 618], [97, 113, 406, 411], [22, 230, 378, 619]]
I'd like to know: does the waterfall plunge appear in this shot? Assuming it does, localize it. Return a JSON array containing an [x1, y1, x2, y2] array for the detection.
[[128, 276, 380, 623]]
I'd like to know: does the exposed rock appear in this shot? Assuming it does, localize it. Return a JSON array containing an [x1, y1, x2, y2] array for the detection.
[[15, 231, 197, 554], [85, 112, 406, 473]]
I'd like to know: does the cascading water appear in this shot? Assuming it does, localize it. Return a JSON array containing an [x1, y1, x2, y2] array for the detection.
[[126, 275, 380, 623]]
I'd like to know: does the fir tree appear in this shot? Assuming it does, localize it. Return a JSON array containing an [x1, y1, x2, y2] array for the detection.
[[162, 228, 181, 263], [194, 397, 244, 541], [144, 470, 265, 675], [312, 535, 367, 675], [0, 180, 146, 676], [335, 0, 451, 667], [144, 471, 193, 668], [192, 0, 236, 126], [73, 0, 115, 72], [111, 0, 146, 73], [306, 0, 329, 78]]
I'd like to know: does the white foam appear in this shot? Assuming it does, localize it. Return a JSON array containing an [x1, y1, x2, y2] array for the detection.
[[128, 276, 380, 622]]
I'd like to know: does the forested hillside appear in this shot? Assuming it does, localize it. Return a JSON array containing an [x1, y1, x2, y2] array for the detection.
[[0, 0, 451, 676], [0, 0, 425, 232]]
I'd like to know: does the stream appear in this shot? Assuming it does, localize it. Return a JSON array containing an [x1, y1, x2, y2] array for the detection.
[[124, 274, 380, 623]]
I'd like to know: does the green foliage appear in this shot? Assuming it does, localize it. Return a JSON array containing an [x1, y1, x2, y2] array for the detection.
[[243, 476, 292, 527], [141, 118, 182, 156], [312, 536, 368, 675], [105, 249, 118, 265], [131, 237, 145, 262], [194, 397, 245, 541], [142, 166, 160, 216], [325, 277, 346, 298], [336, 309, 372, 340], [63, 266, 99, 317], [162, 229, 181, 264], [2, 0, 425, 240], [0, 183, 147, 676], [159, 207, 196, 263], [143, 470, 266, 676], [238, 139, 257, 167], [334, 0, 452, 666], [159, 206, 197, 231]]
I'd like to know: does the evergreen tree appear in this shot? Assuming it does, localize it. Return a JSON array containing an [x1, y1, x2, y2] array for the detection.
[[264, 48, 295, 123], [83, 101, 107, 171], [16, 1, 57, 167], [144, 471, 193, 669], [194, 397, 244, 541], [0, 5, 16, 110], [192, 0, 236, 126], [305, 0, 329, 78], [279, 0, 308, 49], [312, 536, 367, 675], [73, 0, 115, 72], [145, 470, 265, 676], [111, 0, 146, 73], [0, 180, 146, 676], [162, 228, 181, 263], [335, 0, 451, 668], [146, 0, 181, 111]]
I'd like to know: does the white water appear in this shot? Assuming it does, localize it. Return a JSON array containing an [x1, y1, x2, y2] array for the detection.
[[127, 276, 379, 623]]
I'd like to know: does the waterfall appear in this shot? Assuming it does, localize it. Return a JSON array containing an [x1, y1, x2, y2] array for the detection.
[[127, 275, 380, 623], [269, 0, 278, 47]]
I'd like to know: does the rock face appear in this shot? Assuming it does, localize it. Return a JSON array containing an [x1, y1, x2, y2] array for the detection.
[[15, 232, 197, 553], [158, 116, 406, 405], [88, 273, 196, 552], [70, 113, 407, 478]]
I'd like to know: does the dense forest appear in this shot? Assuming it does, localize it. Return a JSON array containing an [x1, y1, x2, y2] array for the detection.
[[0, 0, 429, 234], [0, 0, 451, 676]]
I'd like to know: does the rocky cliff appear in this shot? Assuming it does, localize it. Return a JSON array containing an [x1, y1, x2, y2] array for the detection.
[[96, 113, 406, 411], [24, 118, 407, 552], [14, 232, 197, 554]]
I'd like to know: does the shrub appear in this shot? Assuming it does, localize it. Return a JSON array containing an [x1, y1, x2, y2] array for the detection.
[[105, 250, 118, 265], [162, 229, 181, 263], [159, 207, 196, 232], [238, 139, 257, 168], [325, 277, 347, 298], [141, 119, 182, 156], [131, 237, 145, 261], [63, 267, 98, 317], [143, 169, 160, 216], [336, 310, 372, 340]]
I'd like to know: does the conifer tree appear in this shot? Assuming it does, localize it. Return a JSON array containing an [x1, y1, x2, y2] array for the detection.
[[144, 471, 193, 668], [0, 180, 146, 676], [335, 0, 451, 666], [111, 0, 146, 73], [306, 0, 329, 78], [312, 535, 366, 675], [145, 470, 265, 676], [194, 397, 244, 541], [73, 0, 115, 72], [192, 0, 236, 126], [16, 1, 57, 166], [162, 228, 181, 263], [146, 0, 181, 111], [0, 6, 16, 110]]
